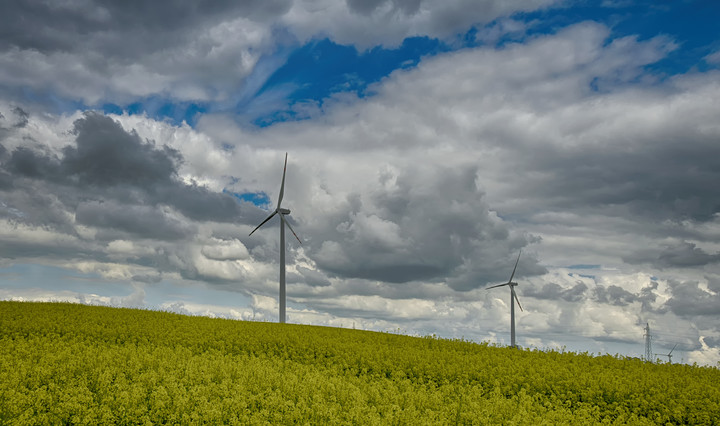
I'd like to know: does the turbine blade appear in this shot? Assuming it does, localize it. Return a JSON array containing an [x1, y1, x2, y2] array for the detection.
[[248, 211, 278, 236], [511, 287, 523, 312], [277, 152, 288, 207], [486, 283, 510, 290], [280, 214, 302, 245], [508, 250, 521, 283], [669, 343, 677, 355]]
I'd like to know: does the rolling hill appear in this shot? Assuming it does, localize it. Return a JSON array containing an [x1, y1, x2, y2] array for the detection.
[[1, 301, 718, 424]]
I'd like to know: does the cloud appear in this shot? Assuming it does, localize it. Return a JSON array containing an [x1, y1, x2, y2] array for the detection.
[[201, 238, 250, 261], [75, 201, 192, 241], [2, 112, 244, 227], [665, 279, 720, 317], [524, 281, 588, 302], [624, 241, 720, 269], [293, 265, 332, 287], [286, 0, 558, 49], [0, 1, 285, 104], [298, 163, 544, 288], [704, 49, 720, 65], [0, 110, 269, 293], [63, 114, 181, 187], [0, 0, 558, 107]]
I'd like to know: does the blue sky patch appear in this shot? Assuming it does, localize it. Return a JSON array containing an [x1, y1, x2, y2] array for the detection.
[[249, 36, 449, 126], [226, 190, 271, 208], [103, 99, 209, 126], [568, 264, 601, 270]]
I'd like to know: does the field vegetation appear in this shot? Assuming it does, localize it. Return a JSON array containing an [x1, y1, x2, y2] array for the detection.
[[1, 301, 718, 424]]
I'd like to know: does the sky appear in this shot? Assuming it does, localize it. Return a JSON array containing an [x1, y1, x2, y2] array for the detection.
[[1, 0, 719, 365]]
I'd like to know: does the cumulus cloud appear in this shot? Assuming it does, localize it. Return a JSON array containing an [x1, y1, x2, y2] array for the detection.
[[0, 0, 559, 107], [295, 163, 545, 288], [524, 281, 588, 302], [1, 112, 245, 227], [0, 110, 270, 291], [665, 279, 720, 317], [286, 0, 557, 49], [624, 241, 720, 269]]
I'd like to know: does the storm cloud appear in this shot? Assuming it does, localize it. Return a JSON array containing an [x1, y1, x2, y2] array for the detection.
[[2, 112, 243, 227], [301, 164, 545, 288]]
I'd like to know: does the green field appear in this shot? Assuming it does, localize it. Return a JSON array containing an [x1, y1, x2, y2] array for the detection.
[[1, 301, 718, 424]]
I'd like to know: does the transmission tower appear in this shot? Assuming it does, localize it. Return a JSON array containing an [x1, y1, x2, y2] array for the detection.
[[643, 322, 653, 361]]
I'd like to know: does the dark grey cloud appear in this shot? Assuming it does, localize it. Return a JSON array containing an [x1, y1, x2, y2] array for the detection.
[[623, 241, 720, 269], [0, 143, 12, 190], [0, 172, 11, 191], [8, 147, 64, 181], [159, 184, 246, 223], [655, 242, 720, 268], [665, 279, 720, 317], [593, 284, 638, 306], [514, 123, 720, 224], [0, 1, 291, 54], [346, 0, 421, 16], [0, 107, 26, 141], [131, 273, 163, 284], [1, 112, 244, 227], [11, 107, 27, 128], [638, 281, 660, 312], [287, 266, 332, 287], [64, 114, 180, 187], [75, 201, 191, 241], [0, 107, 28, 136], [524, 281, 588, 302], [302, 164, 545, 289], [0, 111, 259, 287], [702, 336, 720, 349]]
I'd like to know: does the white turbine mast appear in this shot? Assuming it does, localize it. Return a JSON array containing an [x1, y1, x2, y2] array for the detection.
[[249, 153, 302, 324], [655, 343, 678, 364], [487, 251, 524, 348]]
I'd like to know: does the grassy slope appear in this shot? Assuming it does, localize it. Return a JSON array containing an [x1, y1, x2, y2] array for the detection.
[[1, 301, 718, 424]]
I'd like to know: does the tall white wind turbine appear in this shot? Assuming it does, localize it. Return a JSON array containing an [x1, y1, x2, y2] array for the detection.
[[249, 153, 302, 324], [487, 252, 524, 348]]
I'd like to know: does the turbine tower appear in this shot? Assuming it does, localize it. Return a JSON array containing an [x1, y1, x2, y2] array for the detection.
[[487, 251, 523, 348], [655, 343, 677, 364], [249, 153, 302, 324]]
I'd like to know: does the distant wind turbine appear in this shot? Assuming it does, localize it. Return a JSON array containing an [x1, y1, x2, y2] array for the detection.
[[249, 153, 302, 324], [655, 343, 678, 364], [487, 251, 524, 348]]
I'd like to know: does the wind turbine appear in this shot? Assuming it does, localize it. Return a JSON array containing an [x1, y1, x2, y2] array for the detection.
[[487, 251, 523, 348], [249, 153, 302, 324], [655, 343, 678, 364]]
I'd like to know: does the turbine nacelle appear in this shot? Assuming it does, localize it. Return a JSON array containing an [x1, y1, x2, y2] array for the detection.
[[278, 207, 291, 215]]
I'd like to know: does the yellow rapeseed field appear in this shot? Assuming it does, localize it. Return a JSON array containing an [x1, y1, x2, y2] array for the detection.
[[1, 301, 718, 424]]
